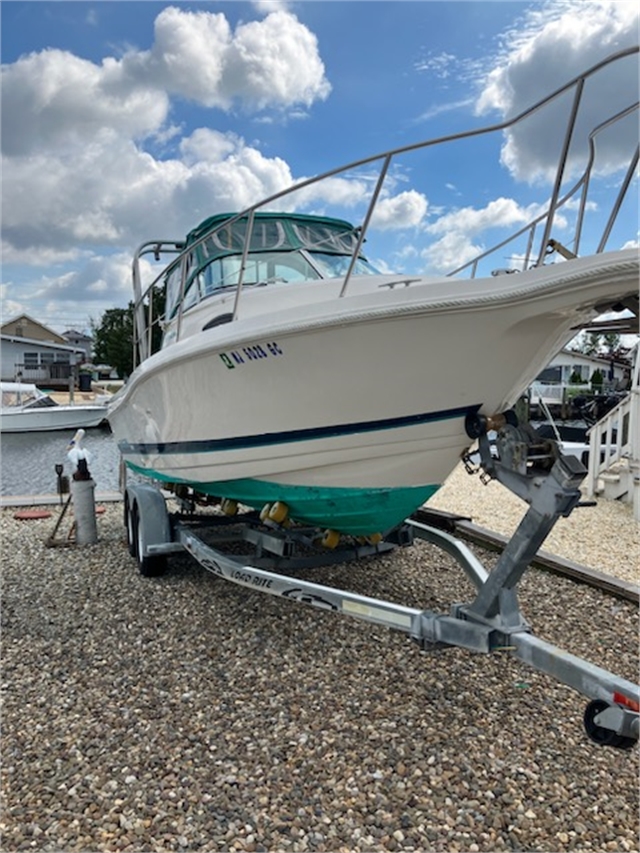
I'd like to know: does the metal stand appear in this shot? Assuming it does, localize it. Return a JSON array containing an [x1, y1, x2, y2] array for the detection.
[[122, 413, 639, 749]]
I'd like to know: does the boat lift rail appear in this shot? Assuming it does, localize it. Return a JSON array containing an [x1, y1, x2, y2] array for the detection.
[[130, 46, 639, 366], [122, 411, 640, 751]]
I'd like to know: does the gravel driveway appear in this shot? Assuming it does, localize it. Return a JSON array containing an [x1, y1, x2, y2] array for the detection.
[[1, 500, 638, 852]]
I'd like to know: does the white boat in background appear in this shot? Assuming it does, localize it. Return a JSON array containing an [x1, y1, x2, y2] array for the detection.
[[0, 382, 108, 433], [108, 48, 639, 537]]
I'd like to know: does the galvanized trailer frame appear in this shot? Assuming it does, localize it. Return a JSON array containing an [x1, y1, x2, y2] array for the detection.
[[122, 416, 639, 750]]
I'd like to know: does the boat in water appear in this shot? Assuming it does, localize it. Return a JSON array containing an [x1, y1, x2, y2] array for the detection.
[[108, 48, 639, 537], [1, 382, 109, 433]]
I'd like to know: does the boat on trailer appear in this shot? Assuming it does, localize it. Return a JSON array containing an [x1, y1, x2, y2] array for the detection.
[[109, 48, 639, 748]]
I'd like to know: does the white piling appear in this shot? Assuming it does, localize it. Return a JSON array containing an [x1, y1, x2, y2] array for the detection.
[[71, 478, 98, 545], [66, 428, 98, 545]]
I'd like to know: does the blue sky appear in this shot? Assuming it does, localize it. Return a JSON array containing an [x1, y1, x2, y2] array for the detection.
[[1, 0, 638, 334]]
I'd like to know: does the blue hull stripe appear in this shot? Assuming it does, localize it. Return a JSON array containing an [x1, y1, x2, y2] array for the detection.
[[118, 403, 481, 456]]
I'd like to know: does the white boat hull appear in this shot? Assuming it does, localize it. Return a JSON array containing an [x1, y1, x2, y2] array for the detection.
[[0, 405, 108, 433], [109, 250, 638, 534]]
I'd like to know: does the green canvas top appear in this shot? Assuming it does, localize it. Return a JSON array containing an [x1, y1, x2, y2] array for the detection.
[[185, 211, 359, 256], [163, 211, 368, 320]]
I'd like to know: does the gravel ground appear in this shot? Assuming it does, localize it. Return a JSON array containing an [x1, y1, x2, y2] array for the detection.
[[1, 497, 638, 853], [429, 463, 639, 585]]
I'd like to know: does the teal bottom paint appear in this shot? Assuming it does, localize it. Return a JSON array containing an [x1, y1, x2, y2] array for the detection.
[[126, 463, 440, 535]]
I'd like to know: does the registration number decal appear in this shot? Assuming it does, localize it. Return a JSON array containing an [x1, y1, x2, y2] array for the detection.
[[219, 341, 283, 369]]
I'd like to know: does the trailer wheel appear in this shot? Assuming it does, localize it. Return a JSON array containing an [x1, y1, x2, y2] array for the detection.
[[132, 503, 166, 577], [584, 700, 636, 750], [125, 497, 137, 558]]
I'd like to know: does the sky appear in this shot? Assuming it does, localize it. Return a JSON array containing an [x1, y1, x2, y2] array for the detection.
[[1, 0, 638, 336]]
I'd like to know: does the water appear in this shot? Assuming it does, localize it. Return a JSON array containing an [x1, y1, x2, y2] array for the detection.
[[1, 426, 123, 496]]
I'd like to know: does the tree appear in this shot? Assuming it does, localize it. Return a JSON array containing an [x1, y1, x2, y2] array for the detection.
[[91, 287, 166, 379], [590, 368, 604, 390], [572, 331, 602, 355], [92, 306, 134, 379], [570, 330, 621, 356], [602, 332, 621, 354]]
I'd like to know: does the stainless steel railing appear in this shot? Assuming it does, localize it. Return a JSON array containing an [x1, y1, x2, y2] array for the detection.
[[131, 46, 638, 366]]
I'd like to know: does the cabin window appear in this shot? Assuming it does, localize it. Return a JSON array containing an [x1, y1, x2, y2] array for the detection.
[[164, 216, 376, 322], [308, 251, 380, 277], [291, 222, 359, 254], [164, 262, 185, 321], [206, 219, 288, 254], [172, 251, 324, 317]]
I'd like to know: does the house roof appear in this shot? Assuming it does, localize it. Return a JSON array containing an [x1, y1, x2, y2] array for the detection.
[[2, 312, 57, 332], [1, 333, 84, 353], [62, 329, 93, 341], [555, 348, 632, 367]]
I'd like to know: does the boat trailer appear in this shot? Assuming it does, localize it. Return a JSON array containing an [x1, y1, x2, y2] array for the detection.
[[122, 413, 639, 751]]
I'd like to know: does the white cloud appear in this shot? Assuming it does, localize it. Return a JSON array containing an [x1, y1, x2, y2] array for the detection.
[[415, 98, 475, 123], [252, 0, 292, 14], [414, 52, 457, 79], [221, 11, 331, 110], [141, 7, 233, 108], [1, 7, 331, 159], [426, 197, 538, 237], [370, 191, 428, 230], [30, 253, 133, 307], [0, 6, 331, 263], [179, 128, 242, 165], [417, 197, 547, 273], [1, 49, 169, 157], [420, 232, 485, 274], [476, 0, 639, 183], [116, 6, 331, 111]]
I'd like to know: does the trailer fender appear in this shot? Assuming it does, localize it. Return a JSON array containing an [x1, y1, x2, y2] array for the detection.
[[124, 483, 172, 575]]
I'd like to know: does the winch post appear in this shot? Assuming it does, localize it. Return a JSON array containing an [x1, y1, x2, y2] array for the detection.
[[462, 417, 586, 627]]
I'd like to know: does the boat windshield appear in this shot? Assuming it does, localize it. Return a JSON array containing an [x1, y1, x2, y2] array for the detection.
[[178, 250, 323, 315], [307, 251, 379, 278], [165, 213, 377, 319], [1, 384, 56, 409]]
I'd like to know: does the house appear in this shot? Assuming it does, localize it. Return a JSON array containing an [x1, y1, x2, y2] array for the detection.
[[61, 328, 93, 363], [1, 314, 67, 344], [0, 314, 88, 388], [535, 348, 629, 388], [529, 347, 632, 415]]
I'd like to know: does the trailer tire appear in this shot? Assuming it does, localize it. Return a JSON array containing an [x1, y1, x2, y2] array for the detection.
[[139, 551, 167, 578], [583, 699, 636, 750], [131, 503, 166, 577], [125, 497, 137, 558]]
